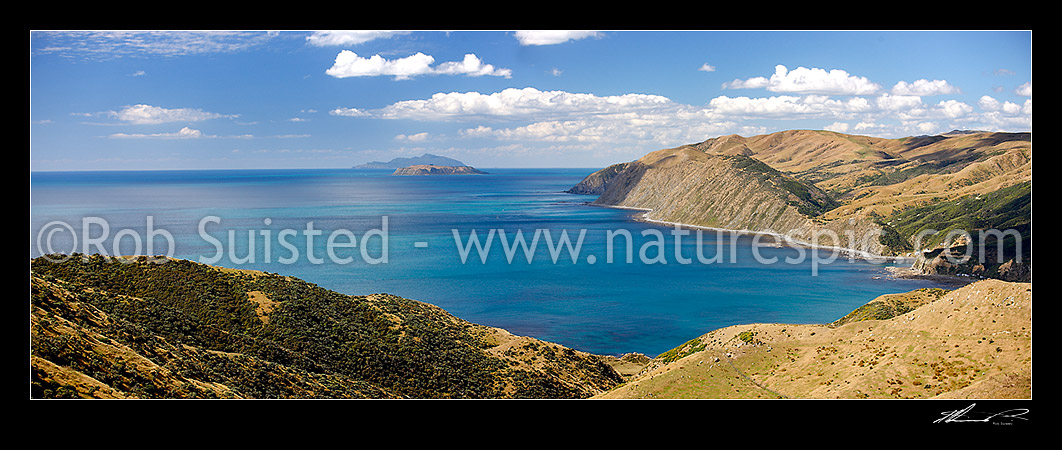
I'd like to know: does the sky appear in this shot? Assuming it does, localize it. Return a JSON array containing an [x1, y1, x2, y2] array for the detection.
[[29, 30, 1033, 171]]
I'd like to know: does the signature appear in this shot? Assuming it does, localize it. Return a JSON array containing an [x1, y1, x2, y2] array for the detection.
[[934, 403, 1029, 424]]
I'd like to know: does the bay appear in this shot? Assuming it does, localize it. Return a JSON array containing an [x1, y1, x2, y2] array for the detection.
[[29, 168, 945, 357]]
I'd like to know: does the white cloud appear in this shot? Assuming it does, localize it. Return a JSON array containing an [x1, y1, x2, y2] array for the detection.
[[876, 93, 923, 111], [396, 132, 430, 142], [325, 51, 510, 80], [722, 76, 769, 90], [31, 30, 278, 61], [514, 31, 602, 46], [824, 122, 849, 133], [891, 79, 960, 96], [698, 63, 716, 72], [109, 127, 211, 139], [724, 65, 881, 95], [978, 95, 1003, 111], [460, 115, 741, 147], [329, 107, 370, 117], [433, 54, 512, 78], [372, 87, 673, 121], [112, 104, 235, 125], [853, 121, 882, 131], [706, 95, 866, 118], [305, 31, 410, 46], [915, 122, 939, 134], [937, 99, 973, 118], [1015, 81, 1032, 96]]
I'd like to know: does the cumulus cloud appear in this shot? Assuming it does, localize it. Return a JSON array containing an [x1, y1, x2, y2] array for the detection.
[[433, 54, 512, 78], [698, 63, 716, 72], [111, 104, 236, 125], [305, 31, 410, 46], [705, 94, 871, 118], [514, 31, 602, 46], [396, 132, 430, 142], [824, 122, 850, 133], [722, 76, 769, 90], [723, 65, 881, 96], [371, 87, 673, 121], [891, 79, 960, 96], [31, 30, 279, 61], [937, 99, 973, 118], [978, 95, 1024, 114], [329, 107, 370, 117], [460, 115, 740, 146], [109, 127, 211, 139], [875, 93, 923, 111], [1015, 81, 1032, 96], [325, 51, 511, 80]]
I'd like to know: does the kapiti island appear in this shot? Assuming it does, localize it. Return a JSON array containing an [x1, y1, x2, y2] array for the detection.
[[391, 165, 487, 176]]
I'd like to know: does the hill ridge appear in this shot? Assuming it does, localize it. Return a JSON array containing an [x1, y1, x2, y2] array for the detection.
[[571, 129, 1031, 280]]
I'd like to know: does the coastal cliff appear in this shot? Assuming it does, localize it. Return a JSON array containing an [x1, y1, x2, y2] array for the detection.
[[574, 145, 881, 255], [571, 130, 1031, 276], [392, 165, 486, 176]]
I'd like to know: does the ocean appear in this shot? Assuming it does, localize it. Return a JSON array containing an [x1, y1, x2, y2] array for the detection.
[[29, 168, 945, 357]]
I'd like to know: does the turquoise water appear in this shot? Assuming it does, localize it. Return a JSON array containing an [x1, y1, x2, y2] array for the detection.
[[30, 168, 944, 356]]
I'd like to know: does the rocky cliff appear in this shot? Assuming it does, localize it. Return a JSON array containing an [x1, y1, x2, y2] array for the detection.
[[576, 145, 883, 255]]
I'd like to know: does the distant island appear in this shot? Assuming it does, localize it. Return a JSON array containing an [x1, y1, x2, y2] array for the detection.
[[353, 153, 467, 169], [392, 165, 487, 176]]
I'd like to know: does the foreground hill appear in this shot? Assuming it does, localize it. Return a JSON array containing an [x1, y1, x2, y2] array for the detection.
[[571, 130, 1031, 280], [596, 279, 1031, 399], [30, 255, 623, 399], [29, 255, 1031, 400]]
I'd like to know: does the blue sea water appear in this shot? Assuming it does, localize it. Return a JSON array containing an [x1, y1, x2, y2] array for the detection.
[[30, 168, 945, 357]]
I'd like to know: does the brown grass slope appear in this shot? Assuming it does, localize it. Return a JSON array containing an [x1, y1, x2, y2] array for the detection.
[[596, 279, 1031, 399]]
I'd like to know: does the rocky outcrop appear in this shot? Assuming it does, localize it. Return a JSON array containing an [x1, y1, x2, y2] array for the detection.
[[566, 162, 630, 194], [909, 245, 1030, 282], [391, 165, 486, 176]]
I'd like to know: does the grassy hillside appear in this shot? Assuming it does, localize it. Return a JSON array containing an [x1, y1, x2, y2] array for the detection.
[[572, 129, 1031, 273], [30, 255, 624, 399], [596, 279, 1031, 399]]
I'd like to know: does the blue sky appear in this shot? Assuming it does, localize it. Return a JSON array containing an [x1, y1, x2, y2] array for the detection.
[[29, 30, 1032, 171]]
